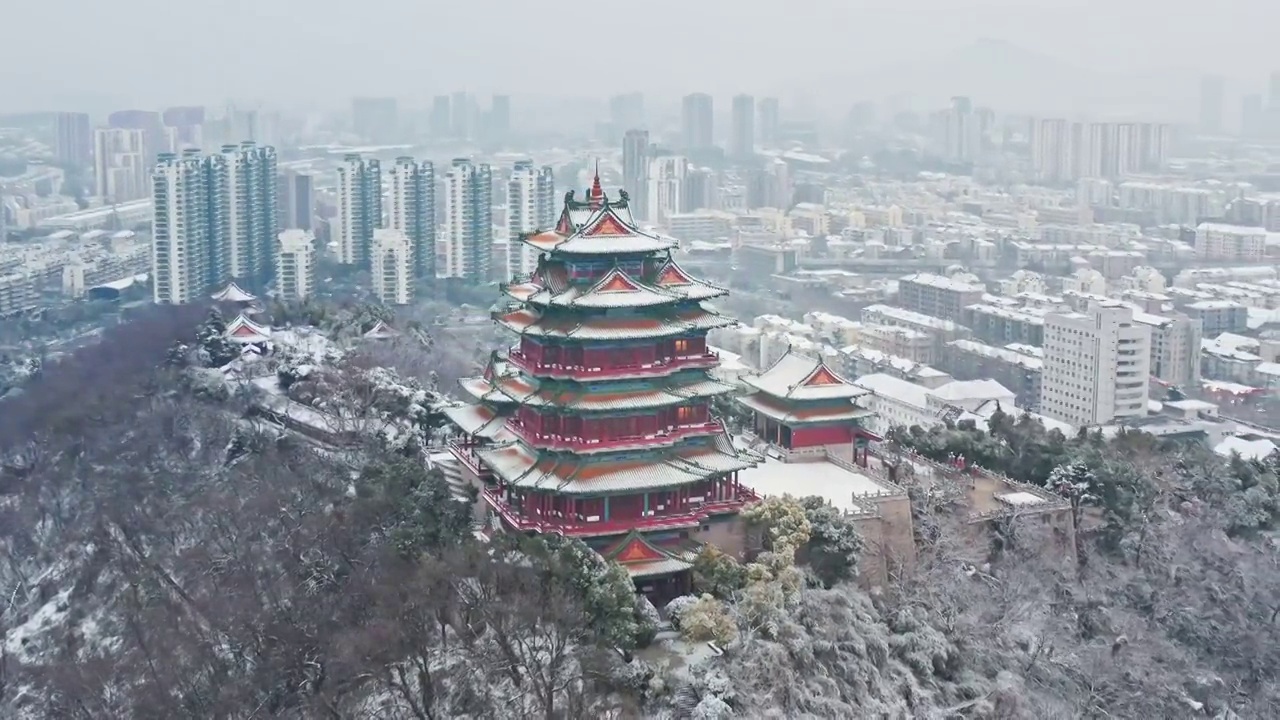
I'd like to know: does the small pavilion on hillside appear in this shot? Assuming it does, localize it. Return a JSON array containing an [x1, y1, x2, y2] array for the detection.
[[738, 348, 880, 466], [225, 313, 272, 345]]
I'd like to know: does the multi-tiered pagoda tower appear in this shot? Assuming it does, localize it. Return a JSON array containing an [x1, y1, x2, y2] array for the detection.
[[444, 174, 762, 597]]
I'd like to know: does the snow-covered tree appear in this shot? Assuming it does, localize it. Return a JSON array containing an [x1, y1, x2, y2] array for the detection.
[[692, 544, 747, 598], [800, 496, 864, 587], [194, 307, 238, 367], [664, 595, 698, 631], [741, 494, 811, 555], [679, 594, 738, 645]]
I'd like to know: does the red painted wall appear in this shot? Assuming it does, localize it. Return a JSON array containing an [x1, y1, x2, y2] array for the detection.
[[791, 425, 853, 448]]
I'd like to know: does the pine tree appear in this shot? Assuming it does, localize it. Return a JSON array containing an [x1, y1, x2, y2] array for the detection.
[[195, 308, 238, 367]]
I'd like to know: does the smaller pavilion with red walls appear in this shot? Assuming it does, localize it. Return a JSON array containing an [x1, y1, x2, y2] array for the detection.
[[737, 348, 880, 466]]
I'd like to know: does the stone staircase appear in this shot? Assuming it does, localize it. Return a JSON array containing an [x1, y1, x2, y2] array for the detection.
[[427, 449, 472, 503]]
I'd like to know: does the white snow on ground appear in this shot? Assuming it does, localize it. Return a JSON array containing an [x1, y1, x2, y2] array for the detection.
[[4, 589, 72, 662]]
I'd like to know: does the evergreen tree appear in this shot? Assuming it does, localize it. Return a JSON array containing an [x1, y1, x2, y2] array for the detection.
[[194, 307, 239, 367]]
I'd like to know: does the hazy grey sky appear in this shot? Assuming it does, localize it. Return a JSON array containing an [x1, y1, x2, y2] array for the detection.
[[3, 0, 1276, 111]]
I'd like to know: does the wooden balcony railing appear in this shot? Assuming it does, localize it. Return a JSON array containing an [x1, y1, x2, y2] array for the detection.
[[505, 420, 723, 453], [482, 485, 759, 537], [506, 350, 719, 380], [448, 440, 490, 478]]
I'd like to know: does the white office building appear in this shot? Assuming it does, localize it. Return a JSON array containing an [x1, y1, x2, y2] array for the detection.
[[276, 229, 315, 301], [371, 228, 413, 305], [1040, 302, 1151, 428], [506, 160, 555, 278]]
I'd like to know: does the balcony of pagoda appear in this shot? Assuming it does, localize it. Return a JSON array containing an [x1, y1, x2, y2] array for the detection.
[[505, 419, 724, 453], [506, 348, 719, 381], [481, 479, 762, 539], [448, 437, 492, 480]]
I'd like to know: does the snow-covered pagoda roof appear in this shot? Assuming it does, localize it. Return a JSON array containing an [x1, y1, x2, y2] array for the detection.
[[494, 304, 734, 341], [737, 391, 876, 425], [502, 258, 727, 309], [743, 348, 868, 402], [225, 313, 271, 344], [362, 320, 399, 339], [211, 282, 257, 303], [476, 426, 761, 496], [602, 529, 695, 579], [460, 371, 736, 412], [458, 353, 520, 404], [441, 402, 516, 442], [521, 172, 675, 257]]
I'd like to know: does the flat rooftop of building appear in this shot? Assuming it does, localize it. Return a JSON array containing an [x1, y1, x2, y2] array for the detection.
[[737, 458, 898, 515], [900, 272, 985, 293]]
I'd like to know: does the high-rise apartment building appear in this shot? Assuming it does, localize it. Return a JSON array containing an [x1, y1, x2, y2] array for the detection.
[[647, 155, 689, 226], [443, 159, 493, 282], [1030, 118, 1073, 183], [351, 97, 399, 142], [488, 95, 511, 143], [943, 96, 979, 163], [609, 93, 645, 132], [1137, 122, 1172, 172], [1070, 121, 1106, 179], [451, 92, 473, 139], [682, 167, 715, 212], [1034, 119, 1170, 182], [622, 129, 650, 221], [371, 228, 413, 305], [277, 169, 315, 231], [217, 142, 278, 285], [506, 160, 556, 278], [335, 154, 383, 268], [387, 156, 436, 281], [108, 110, 166, 163], [681, 93, 714, 152], [1269, 71, 1280, 109], [276, 229, 316, 301], [152, 143, 280, 302], [152, 149, 214, 304], [730, 94, 755, 159], [430, 95, 452, 137], [162, 106, 205, 150], [54, 112, 92, 168], [1040, 302, 1151, 428], [94, 128, 149, 202], [1199, 75, 1225, 134], [758, 97, 780, 148]]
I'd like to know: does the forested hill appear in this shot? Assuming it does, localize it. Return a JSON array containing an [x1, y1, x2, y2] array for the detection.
[[2, 306, 1279, 718]]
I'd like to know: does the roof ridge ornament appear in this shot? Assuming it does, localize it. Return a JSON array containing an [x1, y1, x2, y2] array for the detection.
[[588, 159, 604, 210]]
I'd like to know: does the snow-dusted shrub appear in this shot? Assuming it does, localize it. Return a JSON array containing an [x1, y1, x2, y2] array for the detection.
[[680, 595, 738, 645], [664, 594, 698, 630], [691, 695, 733, 719], [634, 594, 661, 647]]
